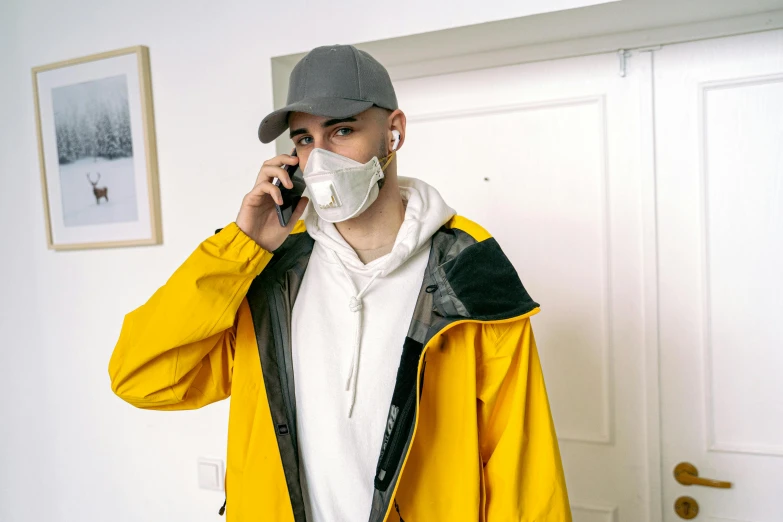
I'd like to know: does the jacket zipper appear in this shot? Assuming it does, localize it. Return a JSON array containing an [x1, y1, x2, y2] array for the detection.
[[378, 349, 428, 482], [268, 286, 297, 453], [377, 347, 428, 522], [376, 377, 417, 478]]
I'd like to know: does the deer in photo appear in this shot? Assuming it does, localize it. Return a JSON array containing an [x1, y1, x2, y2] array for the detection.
[[86, 172, 109, 204]]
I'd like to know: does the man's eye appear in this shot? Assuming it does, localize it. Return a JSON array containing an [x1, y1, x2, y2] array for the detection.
[[336, 128, 352, 136], [297, 136, 313, 145]]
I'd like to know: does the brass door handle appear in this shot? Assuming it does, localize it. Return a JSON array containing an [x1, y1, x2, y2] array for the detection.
[[674, 462, 732, 489]]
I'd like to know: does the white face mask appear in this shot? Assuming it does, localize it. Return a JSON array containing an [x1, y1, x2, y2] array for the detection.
[[302, 147, 395, 223]]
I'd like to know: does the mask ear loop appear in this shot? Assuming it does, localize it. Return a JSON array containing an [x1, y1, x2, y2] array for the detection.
[[379, 150, 395, 171]]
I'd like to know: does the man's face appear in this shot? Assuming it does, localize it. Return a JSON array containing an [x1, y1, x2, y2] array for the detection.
[[288, 107, 399, 171]]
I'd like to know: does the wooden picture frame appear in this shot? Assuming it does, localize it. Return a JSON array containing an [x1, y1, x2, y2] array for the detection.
[[32, 45, 162, 250]]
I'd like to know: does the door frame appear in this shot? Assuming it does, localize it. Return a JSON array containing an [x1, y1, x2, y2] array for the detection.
[[272, 7, 783, 156], [269, 9, 783, 522]]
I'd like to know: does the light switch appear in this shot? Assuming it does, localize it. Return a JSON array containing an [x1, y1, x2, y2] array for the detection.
[[197, 457, 224, 491]]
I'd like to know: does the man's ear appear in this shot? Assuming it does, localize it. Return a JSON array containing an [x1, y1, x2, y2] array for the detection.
[[387, 109, 406, 152]]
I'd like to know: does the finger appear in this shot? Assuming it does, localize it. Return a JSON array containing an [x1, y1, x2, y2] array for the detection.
[[261, 154, 298, 184], [250, 180, 283, 205], [276, 165, 295, 189], [256, 164, 294, 188], [263, 153, 299, 168], [255, 155, 297, 186]]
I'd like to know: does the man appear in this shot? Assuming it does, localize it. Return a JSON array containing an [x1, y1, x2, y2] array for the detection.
[[109, 44, 570, 521]]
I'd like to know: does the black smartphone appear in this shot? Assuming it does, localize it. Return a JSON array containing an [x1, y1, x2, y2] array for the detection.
[[273, 149, 307, 227]]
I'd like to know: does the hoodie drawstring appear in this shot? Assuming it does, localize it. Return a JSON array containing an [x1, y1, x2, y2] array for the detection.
[[330, 250, 382, 418]]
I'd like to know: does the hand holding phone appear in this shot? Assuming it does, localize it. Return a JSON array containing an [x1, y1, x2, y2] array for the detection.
[[235, 150, 308, 251]]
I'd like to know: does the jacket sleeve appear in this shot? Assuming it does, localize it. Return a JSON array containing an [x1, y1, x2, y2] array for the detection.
[[108, 222, 274, 411], [476, 315, 571, 521]]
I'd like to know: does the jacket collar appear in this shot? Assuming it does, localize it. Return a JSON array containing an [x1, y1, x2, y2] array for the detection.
[[268, 217, 539, 326]]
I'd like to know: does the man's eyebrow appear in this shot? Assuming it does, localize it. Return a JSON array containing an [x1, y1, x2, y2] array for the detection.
[[322, 117, 357, 128], [289, 117, 358, 139]]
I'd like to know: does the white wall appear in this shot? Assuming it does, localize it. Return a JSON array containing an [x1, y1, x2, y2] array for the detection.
[[0, 1, 615, 521]]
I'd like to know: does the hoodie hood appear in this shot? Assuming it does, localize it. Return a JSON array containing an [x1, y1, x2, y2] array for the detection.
[[303, 176, 457, 277]]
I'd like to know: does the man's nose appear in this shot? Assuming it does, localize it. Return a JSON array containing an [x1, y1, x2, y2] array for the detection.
[[310, 138, 336, 153], [299, 142, 335, 171], [299, 144, 322, 166]]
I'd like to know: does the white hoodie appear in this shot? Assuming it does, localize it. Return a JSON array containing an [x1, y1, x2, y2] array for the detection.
[[291, 176, 456, 522]]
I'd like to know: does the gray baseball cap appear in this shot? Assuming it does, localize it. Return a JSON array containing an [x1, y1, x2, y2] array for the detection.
[[258, 44, 398, 143]]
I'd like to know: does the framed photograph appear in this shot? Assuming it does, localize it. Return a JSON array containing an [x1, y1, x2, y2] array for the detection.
[[32, 45, 162, 250]]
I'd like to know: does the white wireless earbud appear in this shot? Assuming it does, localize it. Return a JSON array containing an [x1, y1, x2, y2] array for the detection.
[[391, 130, 400, 151]]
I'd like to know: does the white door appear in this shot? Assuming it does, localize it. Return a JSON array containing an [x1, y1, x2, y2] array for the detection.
[[655, 30, 783, 521], [394, 50, 652, 521]]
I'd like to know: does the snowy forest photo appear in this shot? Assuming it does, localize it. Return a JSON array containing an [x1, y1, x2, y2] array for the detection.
[[52, 74, 138, 227]]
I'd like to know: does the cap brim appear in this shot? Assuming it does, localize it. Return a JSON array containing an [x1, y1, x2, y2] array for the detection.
[[257, 98, 374, 143]]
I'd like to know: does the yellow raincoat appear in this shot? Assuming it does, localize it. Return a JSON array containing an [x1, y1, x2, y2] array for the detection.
[[108, 217, 571, 521]]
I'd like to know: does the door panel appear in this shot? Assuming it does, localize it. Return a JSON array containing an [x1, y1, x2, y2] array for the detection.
[[394, 50, 651, 521], [654, 29, 783, 522]]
